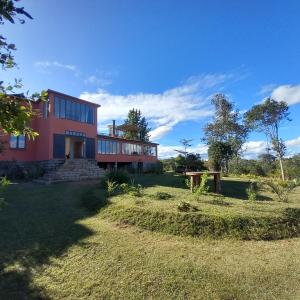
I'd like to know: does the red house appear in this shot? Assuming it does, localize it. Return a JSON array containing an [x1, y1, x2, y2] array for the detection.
[[0, 90, 158, 180]]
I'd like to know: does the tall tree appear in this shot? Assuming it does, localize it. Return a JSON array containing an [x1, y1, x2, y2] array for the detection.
[[244, 98, 290, 180], [174, 138, 193, 175], [123, 109, 150, 142], [0, 0, 47, 142], [203, 94, 248, 173]]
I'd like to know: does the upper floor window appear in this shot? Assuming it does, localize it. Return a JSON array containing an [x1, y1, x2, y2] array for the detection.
[[54, 96, 94, 124], [10, 135, 25, 149]]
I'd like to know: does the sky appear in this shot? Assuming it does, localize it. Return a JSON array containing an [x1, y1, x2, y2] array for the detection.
[[3, 0, 300, 158]]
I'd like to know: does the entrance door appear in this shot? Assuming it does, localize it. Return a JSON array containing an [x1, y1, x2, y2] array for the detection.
[[74, 141, 83, 158]]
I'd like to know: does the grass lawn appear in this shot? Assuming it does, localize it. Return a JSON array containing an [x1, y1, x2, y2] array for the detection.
[[0, 174, 299, 299]]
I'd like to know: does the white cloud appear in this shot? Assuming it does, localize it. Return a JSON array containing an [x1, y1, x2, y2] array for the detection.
[[34, 61, 79, 75], [80, 73, 235, 141], [158, 143, 208, 159], [84, 75, 112, 87], [159, 137, 300, 159], [270, 83, 300, 105]]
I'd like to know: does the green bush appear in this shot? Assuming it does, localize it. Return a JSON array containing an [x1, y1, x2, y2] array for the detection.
[[263, 179, 297, 202], [193, 173, 210, 198], [152, 191, 173, 200], [105, 170, 130, 185], [106, 180, 119, 196], [81, 189, 109, 211], [246, 181, 258, 201], [120, 181, 144, 197], [177, 201, 199, 212]]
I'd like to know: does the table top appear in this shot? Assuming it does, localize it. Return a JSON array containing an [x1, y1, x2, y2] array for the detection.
[[186, 171, 221, 176]]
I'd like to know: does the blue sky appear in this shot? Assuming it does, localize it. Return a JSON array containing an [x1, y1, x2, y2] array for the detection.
[[3, 0, 300, 158]]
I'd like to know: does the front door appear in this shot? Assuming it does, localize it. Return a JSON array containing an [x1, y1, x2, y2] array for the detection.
[[74, 141, 83, 158]]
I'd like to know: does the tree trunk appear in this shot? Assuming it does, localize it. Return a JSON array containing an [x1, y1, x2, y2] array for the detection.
[[278, 157, 285, 181]]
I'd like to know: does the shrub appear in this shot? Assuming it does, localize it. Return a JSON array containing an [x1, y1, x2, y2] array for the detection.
[[177, 201, 198, 212], [193, 173, 210, 200], [106, 180, 119, 196], [0, 177, 9, 210], [210, 196, 231, 206], [81, 189, 109, 211], [153, 191, 173, 200], [246, 181, 258, 201], [263, 179, 297, 202], [105, 170, 130, 185], [120, 180, 144, 197]]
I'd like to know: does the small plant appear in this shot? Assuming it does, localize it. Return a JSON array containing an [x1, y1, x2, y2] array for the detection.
[[177, 201, 198, 212], [210, 195, 230, 206], [0, 177, 9, 210], [264, 179, 297, 202], [185, 178, 191, 190], [153, 191, 173, 200], [120, 180, 144, 197], [246, 181, 258, 201], [106, 180, 119, 196], [193, 173, 209, 200]]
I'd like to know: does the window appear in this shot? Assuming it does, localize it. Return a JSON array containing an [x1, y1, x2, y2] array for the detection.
[[144, 145, 156, 156], [54, 96, 94, 124], [10, 135, 25, 149], [98, 140, 120, 154]]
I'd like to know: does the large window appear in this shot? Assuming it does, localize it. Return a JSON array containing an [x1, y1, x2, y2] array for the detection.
[[10, 135, 25, 149], [54, 96, 94, 124], [98, 140, 120, 154], [122, 143, 142, 155], [144, 145, 157, 156]]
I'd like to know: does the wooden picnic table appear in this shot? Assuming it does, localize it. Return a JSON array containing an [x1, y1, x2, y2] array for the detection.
[[186, 171, 221, 193]]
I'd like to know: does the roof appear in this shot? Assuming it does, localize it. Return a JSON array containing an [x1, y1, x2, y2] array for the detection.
[[97, 134, 158, 146], [48, 89, 101, 107]]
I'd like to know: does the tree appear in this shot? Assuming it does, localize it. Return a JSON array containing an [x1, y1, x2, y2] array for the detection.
[[208, 141, 233, 171], [203, 94, 248, 173], [123, 109, 150, 142], [244, 98, 291, 180], [0, 0, 47, 143], [174, 138, 193, 175]]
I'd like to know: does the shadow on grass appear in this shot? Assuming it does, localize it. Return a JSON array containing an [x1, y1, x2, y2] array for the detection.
[[132, 173, 273, 201], [221, 179, 272, 201], [0, 182, 98, 299]]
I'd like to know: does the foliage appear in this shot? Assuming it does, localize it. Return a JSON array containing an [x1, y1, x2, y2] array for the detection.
[[263, 178, 297, 202], [284, 154, 300, 179], [106, 180, 119, 196], [246, 181, 258, 201], [152, 191, 173, 200], [208, 141, 233, 171], [204, 94, 248, 173], [105, 170, 130, 185], [81, 189, 108, 211], [193, 172, 210, 198], [0, 0, 48, 149], [244, 98, 291, 180], [0, 176, 9, 210], [177, 201, 198, 212], [123, 108, 150, 142], [120, 181, 144, 197], [175, 153, 204, 173]]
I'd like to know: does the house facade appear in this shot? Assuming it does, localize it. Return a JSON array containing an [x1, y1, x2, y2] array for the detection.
[[0, 90, 158, 172]]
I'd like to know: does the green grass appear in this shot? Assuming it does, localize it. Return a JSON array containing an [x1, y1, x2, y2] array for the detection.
[[100, 174, 300, 240], [0, 175, 299, 299]]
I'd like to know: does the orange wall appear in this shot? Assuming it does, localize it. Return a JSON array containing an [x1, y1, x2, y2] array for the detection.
[[0, 91, 99, 161]]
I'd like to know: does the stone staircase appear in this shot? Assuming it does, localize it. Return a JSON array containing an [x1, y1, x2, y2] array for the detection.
[[35, 159, 106, 184]]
